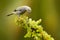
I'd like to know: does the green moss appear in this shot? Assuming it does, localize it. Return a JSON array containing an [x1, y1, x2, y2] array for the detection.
[[16, 15, 54, 40]]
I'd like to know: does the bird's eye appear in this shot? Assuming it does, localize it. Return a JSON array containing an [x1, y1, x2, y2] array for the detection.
[[14, 10, 17, 12]]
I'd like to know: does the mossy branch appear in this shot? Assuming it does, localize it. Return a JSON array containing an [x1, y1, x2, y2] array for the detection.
[[15, 15, 54, 40]]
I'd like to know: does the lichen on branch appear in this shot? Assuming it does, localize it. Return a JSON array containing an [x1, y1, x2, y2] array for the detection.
[[16, 15, 54, 40]]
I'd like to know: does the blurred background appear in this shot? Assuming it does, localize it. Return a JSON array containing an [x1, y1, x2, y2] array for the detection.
[[0, 0, 60, 40]]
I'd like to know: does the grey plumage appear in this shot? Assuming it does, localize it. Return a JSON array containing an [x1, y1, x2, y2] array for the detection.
[[7, 6, 31, 17]]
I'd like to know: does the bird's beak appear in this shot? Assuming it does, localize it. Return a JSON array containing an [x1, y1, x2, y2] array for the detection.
[[27, 10, 31, 14]]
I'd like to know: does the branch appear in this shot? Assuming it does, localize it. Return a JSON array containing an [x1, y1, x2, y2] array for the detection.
[[16, 15, 54, 40]]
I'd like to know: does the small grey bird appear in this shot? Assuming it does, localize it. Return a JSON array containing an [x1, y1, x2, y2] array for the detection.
[[7, 6, 31, 17]]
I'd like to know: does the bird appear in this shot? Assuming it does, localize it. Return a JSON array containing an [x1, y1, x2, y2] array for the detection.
[[7, 6, 31, 17]]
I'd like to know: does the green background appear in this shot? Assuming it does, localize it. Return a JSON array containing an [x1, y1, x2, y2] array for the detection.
[[0, 0, 60, 40]]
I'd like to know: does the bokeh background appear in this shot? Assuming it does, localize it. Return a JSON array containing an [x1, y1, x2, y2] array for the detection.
[[0, 0, 60, 40]]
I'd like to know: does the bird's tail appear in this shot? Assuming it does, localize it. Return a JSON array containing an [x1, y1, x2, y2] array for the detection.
[[7, 13, 13, 16]]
